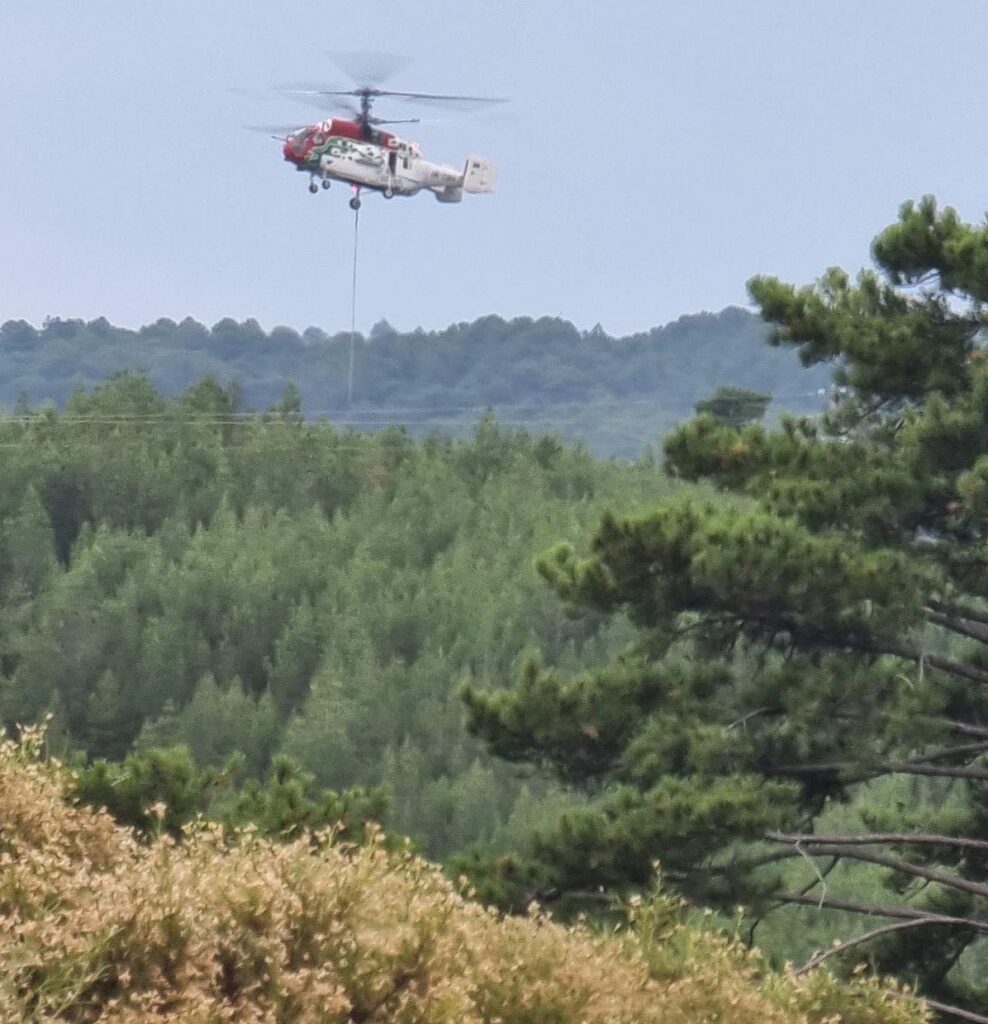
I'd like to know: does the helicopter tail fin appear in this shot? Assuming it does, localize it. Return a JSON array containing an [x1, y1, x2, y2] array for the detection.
[[462, 156, 496, 193]]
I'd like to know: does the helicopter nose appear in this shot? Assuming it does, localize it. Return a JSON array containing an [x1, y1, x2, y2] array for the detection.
[[282, 138, 298, 164]]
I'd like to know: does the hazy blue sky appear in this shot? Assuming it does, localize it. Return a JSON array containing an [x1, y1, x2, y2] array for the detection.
[[3, 0, 987, 336]]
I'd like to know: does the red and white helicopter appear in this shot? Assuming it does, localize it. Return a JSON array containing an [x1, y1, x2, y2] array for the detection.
[[251, 53, 505, 210]]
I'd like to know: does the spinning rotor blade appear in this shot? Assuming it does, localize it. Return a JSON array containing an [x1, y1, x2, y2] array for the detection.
[[271, 53, 507, 127], [277, 90, 362, 119], [243, 124, 305, 137], [381, 91, 508, 112], [327, 50, 411, 88], [275, 80, 353, 97], [280, 87, 506, 115], [240, 124, 303, 141]]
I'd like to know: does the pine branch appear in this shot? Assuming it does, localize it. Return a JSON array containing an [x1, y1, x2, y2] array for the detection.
[[928, 598, 988, 629], [790, 894, 988, 1024], [712, 608, 988, 686], [772, 842, 988, 902], [776, 892, 988, 933], [795, 917, 969, 976], [882, 759, 988, 782], [925, 607, 988, 646], [912, 741, 988, 762], [777, 627, 988, 686], [942, 719, 988, 740], [748, 856, 840, 945], [878, 642, 988, 687], [705, 849, 810, 875], [723, 706, 779, 732], [925, 1000, 988, 1024], [768, 831, 988, 854], [766, 758, 988, 783]]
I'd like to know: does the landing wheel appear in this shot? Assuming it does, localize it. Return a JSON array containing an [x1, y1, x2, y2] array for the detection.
[[349, 196, 362, 211], [383, 187, 394, 199], [321, 178, 331, 190], [308, 182, 319, 194]]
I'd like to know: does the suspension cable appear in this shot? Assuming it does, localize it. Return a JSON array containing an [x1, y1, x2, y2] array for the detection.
[[347, 200, 360, 410]]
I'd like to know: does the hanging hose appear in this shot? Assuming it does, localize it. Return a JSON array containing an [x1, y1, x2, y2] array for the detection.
[[347, 202, 360, 409]]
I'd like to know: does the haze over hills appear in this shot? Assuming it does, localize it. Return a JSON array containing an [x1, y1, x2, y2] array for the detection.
[[0, 307, 832, 455]]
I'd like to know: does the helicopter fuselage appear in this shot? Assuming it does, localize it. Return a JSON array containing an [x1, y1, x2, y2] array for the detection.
[[282, 118, 495, 203]]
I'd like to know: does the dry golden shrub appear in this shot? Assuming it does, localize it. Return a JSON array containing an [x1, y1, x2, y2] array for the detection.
[[0, 731, 928, 1024]]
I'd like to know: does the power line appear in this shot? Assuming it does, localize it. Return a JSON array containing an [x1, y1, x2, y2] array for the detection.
[[0, 391, 825, 426]]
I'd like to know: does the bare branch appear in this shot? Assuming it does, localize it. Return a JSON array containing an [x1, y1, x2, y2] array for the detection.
[[882, 760, 988, 782], [773, 843, 988, 902], [776, 892, 988, 933], [705, 608, 988, 686], [811, 630, 988, 685], [925, 1000, 988, 1024], [793, 840, 830, 907], [766, 759, 988, 783], [881, 642, 988, 687], [795, 917, 967, 976], [767, 831, 988, 854], [723, 706, 778, 732], [925, 608, 988, 646], [942, 719, 988, 740], [928, 598, 988, 629], [706, 849, 806, 874], [908, 741, 988, 762]]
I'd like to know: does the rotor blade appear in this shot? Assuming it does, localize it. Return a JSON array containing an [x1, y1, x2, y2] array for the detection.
[[377, 91, 508, 112], [370, 117, 421, 126], [278, 91, 361, 118], [327, 50, 411, 88], [274, 81, 352, 95], [243, 124, 305, 137]]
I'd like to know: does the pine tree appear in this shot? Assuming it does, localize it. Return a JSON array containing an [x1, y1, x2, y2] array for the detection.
[[85, 670, 129, 760], [265, 598, 324, 717], [2, 486, 58, 599], [464, 197, 988, 1019], [693, 385, 772, 428]]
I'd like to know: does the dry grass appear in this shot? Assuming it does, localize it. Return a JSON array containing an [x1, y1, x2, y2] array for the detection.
[[0, 729, 927, 1023]]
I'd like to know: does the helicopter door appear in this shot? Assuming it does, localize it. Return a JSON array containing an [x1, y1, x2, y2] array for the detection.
[[388, 151, 398, 180]]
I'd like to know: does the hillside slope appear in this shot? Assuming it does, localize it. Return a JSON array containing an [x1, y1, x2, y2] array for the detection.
[[0, 308, 832, 455]]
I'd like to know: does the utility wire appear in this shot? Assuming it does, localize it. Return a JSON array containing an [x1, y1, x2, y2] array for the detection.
[[0, 390, 826, 426]]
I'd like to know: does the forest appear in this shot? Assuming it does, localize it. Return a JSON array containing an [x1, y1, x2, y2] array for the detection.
[[0, 306, 831, 456], [5, 197, 988, 1023], [0, 374, 667, 857]]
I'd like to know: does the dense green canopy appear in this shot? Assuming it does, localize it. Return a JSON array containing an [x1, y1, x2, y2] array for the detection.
[[0, 377, 676, 859]]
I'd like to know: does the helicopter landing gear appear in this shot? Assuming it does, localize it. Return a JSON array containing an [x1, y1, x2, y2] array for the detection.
[[349, 187, 362, 211], [308, 176, 319, 194], [321, 178, 331, 190], [383, 186, 395, 199]]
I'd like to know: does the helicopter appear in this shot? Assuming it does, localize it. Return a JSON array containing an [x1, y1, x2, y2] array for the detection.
[[250, 53, 505, 210]]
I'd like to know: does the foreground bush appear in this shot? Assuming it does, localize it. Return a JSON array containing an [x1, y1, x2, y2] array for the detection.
[[0, 733, 926, 1023]]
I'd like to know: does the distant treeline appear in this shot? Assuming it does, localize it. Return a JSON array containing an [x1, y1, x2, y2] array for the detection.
[[0, 309, 831, 455]]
